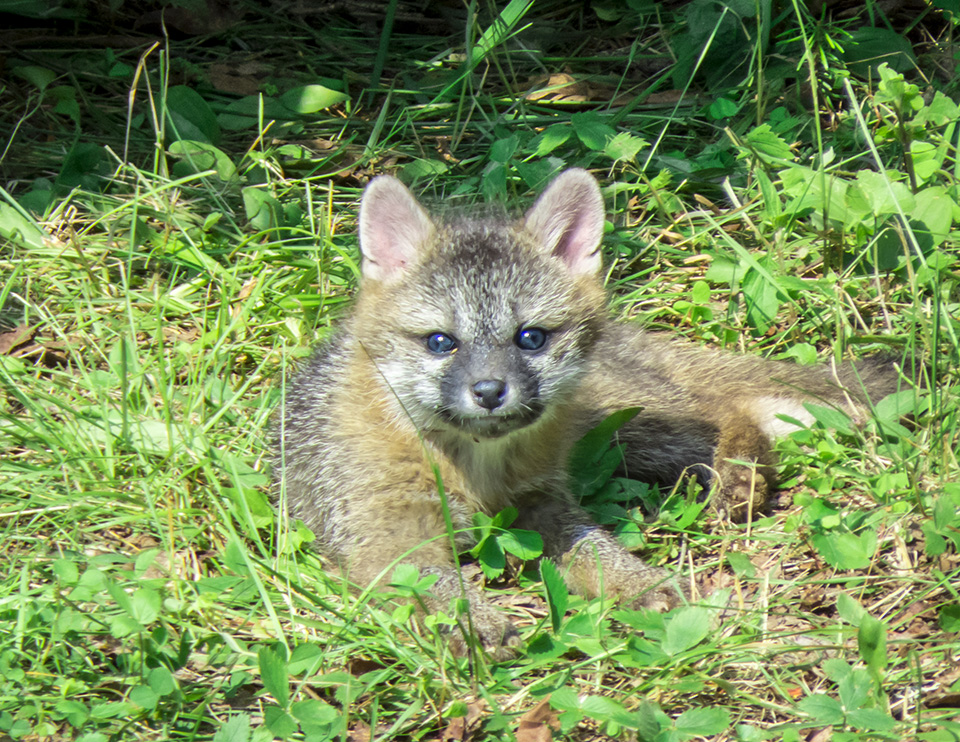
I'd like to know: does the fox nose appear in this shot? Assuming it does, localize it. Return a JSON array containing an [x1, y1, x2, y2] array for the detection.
[[472, 379, 507, 410]]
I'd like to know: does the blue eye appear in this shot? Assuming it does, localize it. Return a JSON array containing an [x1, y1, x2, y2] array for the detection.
[[515, 327, 547, 351], [426, 333, 458, 354]]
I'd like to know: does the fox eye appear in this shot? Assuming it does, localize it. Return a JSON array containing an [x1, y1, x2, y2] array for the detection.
[[426, 332, 458, 354], [515, 327, 548, 351]]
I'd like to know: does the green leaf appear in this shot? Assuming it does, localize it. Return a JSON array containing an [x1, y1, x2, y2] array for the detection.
[[242, 187, 284, 231], [490, 135, 519, 163], [580, 695, 638, 728], [54, 700, 89, 727], [858, 615, 888, 674], [535, 124, 571, 156], [939, 603, 960, 632], [279, 85, 348, 113], [662, 606, 711, 655], [258, 647, 290, 709], [802, 402, 854, 434], [402, 160, 449, 180], [475, 535, 506, 579], [836, 592, 867, 626], [130, 588, 161, 625], [797, 694, 844, 725], [13, 65, 57, 91], [913, 186, 954, 248], [675, 706, 731, 735], [168, 140, 237, 180], [845, 30, 916, 75], [708, 97, 738, 119], [603, 132, 646, 162], [148, 666, 177, 696], [287, 644, 325, 676], [291, 699, 339, 725], [846, 707, 897, 732], [498, 529, 543, 560], [165, 85, 221, 144], [811, 532, 875, 570], [263, 706, 298, 739], [129, 684, 159, 711], [726, 551, 755, 578], [212, 714, 251, 742], [744, 123, 794, 164], [571, 111, 615, 151], [0, 201, 49, 249], [541, 559, 569, 633], [568, 407, 640, 496]]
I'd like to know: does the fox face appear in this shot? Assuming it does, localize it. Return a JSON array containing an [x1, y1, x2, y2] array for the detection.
[[351, 171, 608, 440]]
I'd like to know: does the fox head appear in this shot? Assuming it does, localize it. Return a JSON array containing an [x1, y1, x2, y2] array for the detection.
[[351, 169, 608, 439]]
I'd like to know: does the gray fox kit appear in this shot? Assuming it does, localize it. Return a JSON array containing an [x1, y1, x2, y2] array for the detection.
[[278, 169, 899, 657]]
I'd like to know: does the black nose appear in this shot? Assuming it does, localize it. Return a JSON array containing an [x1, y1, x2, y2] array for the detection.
[[472, 379, 507, 410]]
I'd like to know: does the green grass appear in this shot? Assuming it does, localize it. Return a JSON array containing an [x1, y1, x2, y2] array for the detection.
[[1, 0, 959, 739]]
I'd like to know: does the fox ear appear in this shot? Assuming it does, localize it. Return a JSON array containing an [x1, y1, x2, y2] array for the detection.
[[524, 168, 605, 275], [359, 175, 436, 282]]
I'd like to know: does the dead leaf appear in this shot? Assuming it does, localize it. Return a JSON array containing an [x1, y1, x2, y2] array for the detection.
[[208, 63, 262, 96], [347, 721, 372, 742], [347, 657, 383, 676], [441, 699, 486, 742], [0, 324, 33, 355], [516, 698, 560, 742]]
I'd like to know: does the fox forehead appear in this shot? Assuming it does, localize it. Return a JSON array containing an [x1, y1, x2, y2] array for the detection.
[[388, 228, 579, 336]]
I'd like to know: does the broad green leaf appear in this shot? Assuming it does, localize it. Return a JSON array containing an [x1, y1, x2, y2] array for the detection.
[[662, 606, 711, 655], [168, 140, 237, 180], [12, 65, 57, 90], [708, 97, 738, 119], [54, 700, 89, 727], [837, 592, 867, 626], [213, 714, 251, 742], [690, 280, 711, 304], [148, 666, 176, 696], [129, 685, 159, 711], [675, 706, 731, 735], [571, 112, 615, 151], [0, 201, 49, 249], [580, 695, 638, 727], [744, 123, 794, 163], [287, 644, 325, 676], [280, 84, 348, 113], [845, 31, 916, 75], [475, 535, 506, 579], [258, 647, 290, 709], [263, 706, 298, 739], [604, 132, 646, 162], [811, 532, 875, 570], [490, 135, 518, 163], [797, 693, 844, 725], [855, 170, 915, 218], [939, 603, 960, 632], [874, 389, 917, 423], [291, 698, 339, 725], [541, 559, 568, 633], [726, 551, 755, 578], [913, 186, 954, 248], [858, 615, 888, 674], [242, 187, 284, 231], [535, 124, 571, 156], [847, 707, 897, 731], [165, 85, 221, 144], [498, 529, 543, 560], [129, 588, 161, 625], [802, 402, 854, 434], [402, 160, 449, 179]]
